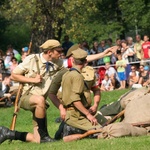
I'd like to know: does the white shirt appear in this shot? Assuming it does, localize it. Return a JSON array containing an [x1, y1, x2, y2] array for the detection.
[[105, 67, 120, 82], [129, 71, 139, 77], [122, 48, 133, 64], [102, 79, 111, 89]]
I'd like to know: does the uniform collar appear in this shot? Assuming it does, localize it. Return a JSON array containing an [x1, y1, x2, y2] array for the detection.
[[72, 65, 82, 73], [40, 53, 54, 65]]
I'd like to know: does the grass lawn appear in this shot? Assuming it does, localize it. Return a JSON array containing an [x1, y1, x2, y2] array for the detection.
[[0, 89, 150, 150]]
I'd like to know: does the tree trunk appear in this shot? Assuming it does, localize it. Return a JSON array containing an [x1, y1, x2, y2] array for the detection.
[[31, 0, 64, 53]]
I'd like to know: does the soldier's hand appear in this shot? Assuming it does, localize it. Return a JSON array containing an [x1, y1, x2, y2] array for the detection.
[[4, 93, 11, 98], [89, 105, 97, 115], [60, 107, 66, 120], [104, 46, 119, 55], [86, 113, 98, 126], [34, 74, 42, 83]]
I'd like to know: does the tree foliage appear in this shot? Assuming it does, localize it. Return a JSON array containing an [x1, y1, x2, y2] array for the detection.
[[0, 0, 150, 51]]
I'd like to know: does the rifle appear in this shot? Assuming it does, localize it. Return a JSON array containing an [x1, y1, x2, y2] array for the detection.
[[10, 84, 23, 130], [63, 120, 150, 142], [10, 34, 33, 131], [27, 33, 33, 55], [63, 109, 125, 142]]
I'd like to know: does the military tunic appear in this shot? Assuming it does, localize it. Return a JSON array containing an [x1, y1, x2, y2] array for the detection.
[[13, 53, 64, 110], [61, 66, 101, 131]]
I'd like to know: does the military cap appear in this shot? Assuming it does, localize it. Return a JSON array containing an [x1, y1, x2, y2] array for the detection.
[[66, 44, 79, 58], [72, 48, 88, 60], [40, 39, 61, 51]]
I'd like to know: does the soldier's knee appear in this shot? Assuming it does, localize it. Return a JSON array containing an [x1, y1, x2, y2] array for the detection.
[[36, 96, 45, 106]]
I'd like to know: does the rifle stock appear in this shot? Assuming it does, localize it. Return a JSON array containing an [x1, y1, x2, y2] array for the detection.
[[63, 128, 103, 142], [102, 109, 125, 126], [10, 84, 23, 130], [27, 33, 33, 55], [10, 34, 33, 131]]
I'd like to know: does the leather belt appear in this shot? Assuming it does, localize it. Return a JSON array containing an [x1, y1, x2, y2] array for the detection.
[[66, 107, 74, 111]]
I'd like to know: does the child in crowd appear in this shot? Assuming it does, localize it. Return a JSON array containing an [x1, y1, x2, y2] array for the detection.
[[116, 53, 127, 89], [100, 74, 114, 91]]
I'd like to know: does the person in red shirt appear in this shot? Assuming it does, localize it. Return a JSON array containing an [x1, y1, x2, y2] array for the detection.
[[141, 35, 150, 59]]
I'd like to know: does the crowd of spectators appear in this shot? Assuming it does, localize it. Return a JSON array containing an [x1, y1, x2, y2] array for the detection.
[[60, 34, 150, 90], [0, 34, 150, 100]]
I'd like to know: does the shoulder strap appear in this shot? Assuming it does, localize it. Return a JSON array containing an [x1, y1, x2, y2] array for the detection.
[[70, 68, 89, 90], [34, 54, 40, 74]]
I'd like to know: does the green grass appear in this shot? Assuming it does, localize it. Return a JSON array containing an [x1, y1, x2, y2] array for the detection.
[[0, 89, 150, 150]]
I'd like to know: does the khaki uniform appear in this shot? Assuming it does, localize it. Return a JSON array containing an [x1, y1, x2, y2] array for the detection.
[[13, 53, 64, 111], [49, 66, 99, 105], [61, 66, 101, 131]]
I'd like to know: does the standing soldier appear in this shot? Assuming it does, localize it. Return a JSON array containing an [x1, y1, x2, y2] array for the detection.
[[0, 39, 66, 144]]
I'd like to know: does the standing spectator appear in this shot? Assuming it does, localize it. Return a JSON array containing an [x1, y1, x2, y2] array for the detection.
[[121, 40, 134, 80], [90, 41, 99, 54], [141, 35, 150, 68], [81, 41, 90, 55], [134, 35, 144, 61], [106, 38, 116, 64], [90, 41, 99, 66], [97, 40, 109, 66], [115, 38, 122, 55], [141, 35, 150, 59], [62, 35, 74, 56], [116, 54, 127, 89], [107, 38, 113, 47], [126, 37, 136, 62], [100, 74, 114, 91]]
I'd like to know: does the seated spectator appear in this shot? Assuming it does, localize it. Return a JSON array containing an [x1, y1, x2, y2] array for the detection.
[[100, 74, 114, 91], [0, 49, 4, 59], [22, 47, 29, 53], [4, 50, 14, 73], [10, 57, 18, 72], [0, 73, 14, 107], [21, 51, 28, 62], [138, 65, 149, 87], [105, 62, 120, 88], [0, 58, 7, 81], [128, 65, 139, 87]]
